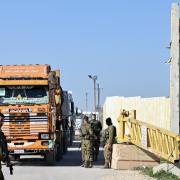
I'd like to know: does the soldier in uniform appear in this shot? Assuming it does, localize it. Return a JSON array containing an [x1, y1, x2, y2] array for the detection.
[[79, 116, 93, 168], [90, 114, 102, 161], [0, 113, 5, 180], [102, 117, 116, 169]]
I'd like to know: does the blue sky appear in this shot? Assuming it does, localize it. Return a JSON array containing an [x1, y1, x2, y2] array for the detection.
[[0, 1, 175, 110]]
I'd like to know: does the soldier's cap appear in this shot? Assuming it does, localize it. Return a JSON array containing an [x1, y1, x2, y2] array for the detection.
[[106, 117, 112, 125], [83, 116, 89, 121]]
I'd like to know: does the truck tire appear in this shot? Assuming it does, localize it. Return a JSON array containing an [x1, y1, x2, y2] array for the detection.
[[10, 155, 20, 161], [63, 132, 68, 154], [56, 145, 62, 161], [45, 149, 56, 165]]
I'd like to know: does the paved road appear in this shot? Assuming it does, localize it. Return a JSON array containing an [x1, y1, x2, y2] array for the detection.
[[3, 141, 154, 180]]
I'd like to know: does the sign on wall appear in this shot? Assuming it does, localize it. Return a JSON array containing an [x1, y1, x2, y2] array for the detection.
[[141, 125, 147, 148]]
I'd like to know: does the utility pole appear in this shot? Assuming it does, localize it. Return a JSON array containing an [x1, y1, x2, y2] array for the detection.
[[88, 75, 98, 112], [97, 83, 103, 122], [170, 3, 180, 133], [85, 92, 88, 113], [93, 79, 96, 112], [97, 83, 100, 110]]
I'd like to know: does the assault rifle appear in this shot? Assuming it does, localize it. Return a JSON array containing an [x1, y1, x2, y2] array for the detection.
[[79, 142, 82, 149]]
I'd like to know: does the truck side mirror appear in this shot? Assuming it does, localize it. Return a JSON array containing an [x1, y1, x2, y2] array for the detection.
[[71, 102, 74, 114], [75, 107, 78, 116]]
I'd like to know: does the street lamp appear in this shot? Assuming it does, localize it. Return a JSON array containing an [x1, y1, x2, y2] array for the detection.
[[88, 75, 98, 112], [85, 92, 88, 113]]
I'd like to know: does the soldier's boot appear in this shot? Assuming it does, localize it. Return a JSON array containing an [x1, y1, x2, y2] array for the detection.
[[84, 161, 89, 168], [81, 162, 85, 167], [103, 162, 109, 169], [0, 170, 4, 180], [89, 161, 93, 168]]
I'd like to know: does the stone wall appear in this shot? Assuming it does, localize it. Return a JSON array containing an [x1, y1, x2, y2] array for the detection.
[[103, 96, 170, 135]]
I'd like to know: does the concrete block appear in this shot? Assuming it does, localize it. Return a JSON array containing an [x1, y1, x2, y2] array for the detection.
[[153, 163, 180, 178], [111, 144, 160, 170]]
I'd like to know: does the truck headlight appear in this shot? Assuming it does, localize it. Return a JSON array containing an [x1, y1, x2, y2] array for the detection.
[[41, 141, 49, 146], [40, 134, 50, 140]]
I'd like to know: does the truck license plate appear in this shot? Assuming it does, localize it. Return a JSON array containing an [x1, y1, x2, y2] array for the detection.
[[14, 150, 25, 154]]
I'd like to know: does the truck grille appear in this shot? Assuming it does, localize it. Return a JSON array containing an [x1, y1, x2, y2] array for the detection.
[[2, 113, 48, 138]]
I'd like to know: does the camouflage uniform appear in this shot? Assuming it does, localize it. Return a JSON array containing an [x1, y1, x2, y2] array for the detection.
[[0, 130, 7, 180], [80, 122, 93, 168], [90, 119, 102, 161], [0, 166, 4, 180], [103, 125, 116, 168]]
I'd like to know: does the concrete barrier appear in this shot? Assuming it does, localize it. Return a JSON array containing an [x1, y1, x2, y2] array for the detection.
[[111, 144, 160, 170]]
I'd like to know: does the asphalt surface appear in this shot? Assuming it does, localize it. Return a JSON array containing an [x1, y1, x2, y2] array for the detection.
[[3, 141, 154, 180]]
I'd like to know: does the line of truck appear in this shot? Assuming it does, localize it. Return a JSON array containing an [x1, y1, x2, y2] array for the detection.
[[0, 64, 75, 164]]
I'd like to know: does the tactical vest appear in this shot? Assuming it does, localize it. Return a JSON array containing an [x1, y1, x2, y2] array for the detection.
[[103, 126, 116, 144], [80, 124, 92, 140], [104, 128, 109, 144], [90, 120, 101, 136], [113, 126, 117, 138]]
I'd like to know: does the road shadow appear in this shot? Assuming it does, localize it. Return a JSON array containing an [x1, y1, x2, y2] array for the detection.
[[58, 140, 104, 167], [13, 141, 105, 167]]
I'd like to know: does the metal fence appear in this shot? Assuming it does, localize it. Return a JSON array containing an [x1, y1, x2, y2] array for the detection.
[[117, 110, 180, 163]]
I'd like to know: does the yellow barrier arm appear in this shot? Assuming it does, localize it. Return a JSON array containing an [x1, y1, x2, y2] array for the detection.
[[117, 110, 180, 163]]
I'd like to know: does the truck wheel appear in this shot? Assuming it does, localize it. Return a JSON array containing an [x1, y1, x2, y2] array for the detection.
[[56, 144, 63, 161], [63, 135, 68, 154], [45, 149, 56, 165], [15, 155, 20, 161], [10, 155, 20, 161]]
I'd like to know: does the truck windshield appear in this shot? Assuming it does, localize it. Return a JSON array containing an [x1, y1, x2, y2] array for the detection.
[[0, 86, 48, 105]]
